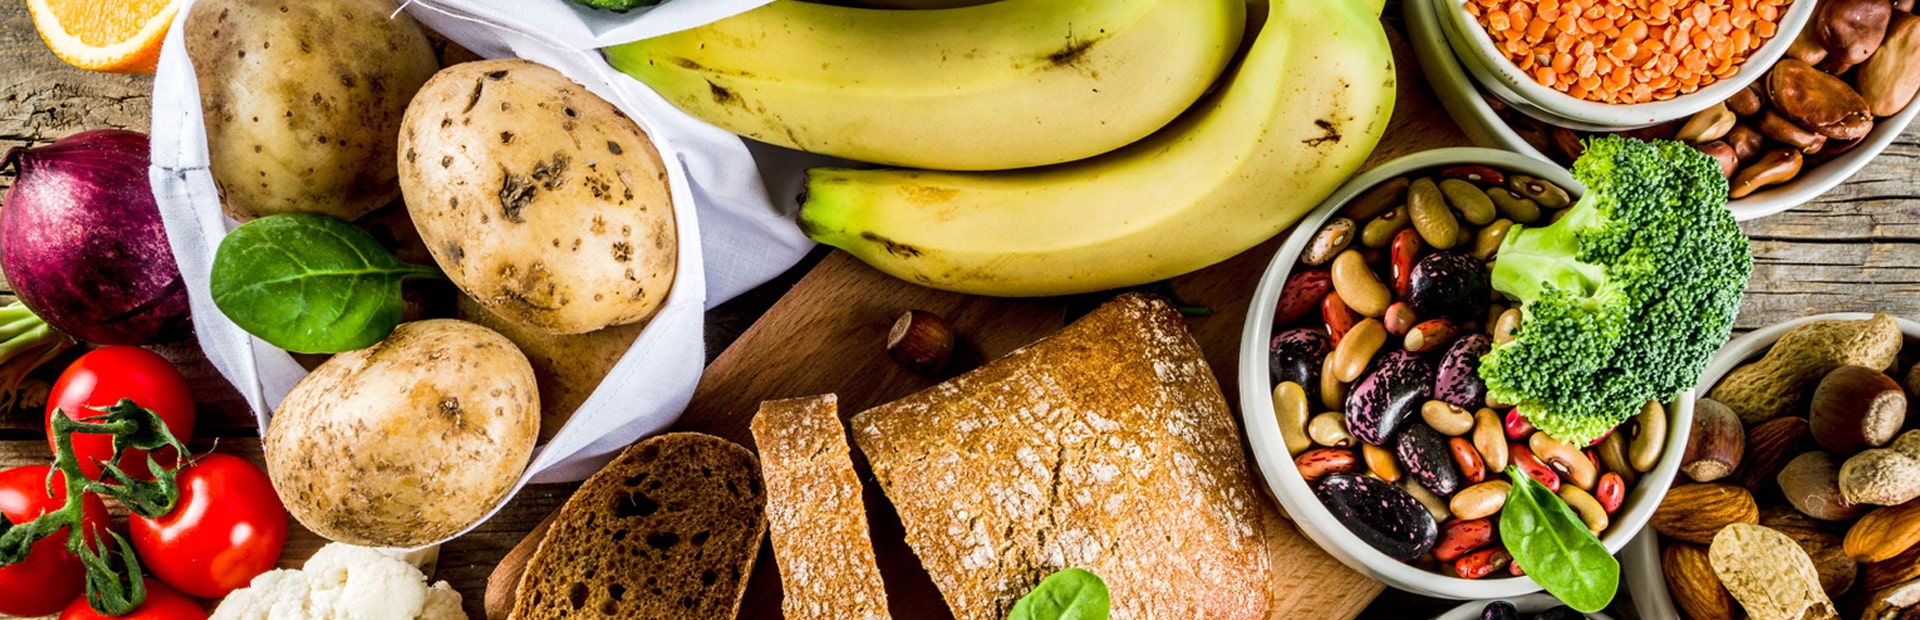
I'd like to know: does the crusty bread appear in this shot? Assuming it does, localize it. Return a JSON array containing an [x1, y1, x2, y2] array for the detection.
[[851, 293, 1272, 620], [509, 433, 766, 620], [750, 394, 893, 620]]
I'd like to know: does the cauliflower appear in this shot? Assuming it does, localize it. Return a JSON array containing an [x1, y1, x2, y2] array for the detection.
[[213, 543, 465, 620]]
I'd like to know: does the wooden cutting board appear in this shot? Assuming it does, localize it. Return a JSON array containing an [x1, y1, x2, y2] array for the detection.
[[486, 23, 1470, 620]]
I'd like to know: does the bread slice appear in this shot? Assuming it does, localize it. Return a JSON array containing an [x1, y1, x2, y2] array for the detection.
[[750, 394, 892, 620], [851, 293, 1272, 620], [509, 433, 766, 620]]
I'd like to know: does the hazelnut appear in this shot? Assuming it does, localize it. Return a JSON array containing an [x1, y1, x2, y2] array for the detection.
[[1725, 124, 1766, 162], [1811, 365, 1908, 454], [1814, 0, 1894, 73], [1684, 398, 1747, 482], [1780, 451, 1872, 521], [886, 309, 955, 375], [1727, 83, 1767, 116]]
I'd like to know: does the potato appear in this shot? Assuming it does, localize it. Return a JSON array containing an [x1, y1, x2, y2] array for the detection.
[[265, 319, 538, 548], [185, 0, 438, 222], [399, 59, 676, 335], [455, 294, 645, 443]]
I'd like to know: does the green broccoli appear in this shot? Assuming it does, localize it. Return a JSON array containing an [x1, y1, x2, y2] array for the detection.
[[1480, 136, 1752, 445]]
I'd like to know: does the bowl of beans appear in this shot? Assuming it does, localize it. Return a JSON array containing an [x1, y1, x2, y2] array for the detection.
[[1410, 0, 1920, 221], [1237, 147, 1693, 599], [1432, 0, 1816, 130], [1436, 593, 1617, 619]]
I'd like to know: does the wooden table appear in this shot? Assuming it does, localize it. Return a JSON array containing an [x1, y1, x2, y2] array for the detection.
[[5, 2, 1920, 618]]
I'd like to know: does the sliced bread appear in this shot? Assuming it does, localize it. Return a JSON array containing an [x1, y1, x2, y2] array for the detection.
[[750, 394, 892, 620], [850, 293, 1273, 620], [509, 433, 767, 620]]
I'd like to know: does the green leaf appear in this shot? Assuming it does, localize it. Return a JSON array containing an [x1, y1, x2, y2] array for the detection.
[[1007, 568, 1111, 620], [1500, 465, 1619, 612], [210, 213, 441, 354]]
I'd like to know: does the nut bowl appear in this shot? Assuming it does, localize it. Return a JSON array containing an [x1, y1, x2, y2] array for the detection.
[[1237, 147, 1695, 600], [1410, 0, 1920, 221], [1436, 593, 1618, 619], [1622, 312, 1920, 620], [1432, 0, 1815, 130]]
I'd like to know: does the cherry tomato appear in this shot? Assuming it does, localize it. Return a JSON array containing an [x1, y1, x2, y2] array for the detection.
[[59, 578, 206, 620], [47, 346, 196, 480], [0, 465, 110, 617], [131, 454, 286, 598]]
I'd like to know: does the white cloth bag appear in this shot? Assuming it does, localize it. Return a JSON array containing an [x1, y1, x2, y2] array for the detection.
[[147, 0, 814, 542]]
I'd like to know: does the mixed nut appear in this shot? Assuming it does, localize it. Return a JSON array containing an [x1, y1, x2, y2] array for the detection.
[[1272, 163, 1662, 578], [1654, 314, 1920, 620], [1499, 0, 1920, 198]]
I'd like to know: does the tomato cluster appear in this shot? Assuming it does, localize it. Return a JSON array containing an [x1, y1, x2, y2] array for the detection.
[[0, 347, 288, 617]]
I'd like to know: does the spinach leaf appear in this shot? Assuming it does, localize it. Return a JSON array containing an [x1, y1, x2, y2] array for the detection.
[[210, 213, 441, 354], [1007, 568, 1110, 620], [1500, 465, 1618, 613]]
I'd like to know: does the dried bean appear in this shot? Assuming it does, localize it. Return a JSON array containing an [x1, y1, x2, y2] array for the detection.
[[1303, 218, 1356, 266], [1507, 175, 1569, 209], [1454, 547, 1512, 579], [1296, 447, 1363, 482], [1275, 269, 1333, 325], [1452, 436, 1488, 484], [1597, 431, 1639, 487], [1384, 302, 1418, 336], [1422, 401, 1476, 436], [1321, 354, 1348, 412], [1595, 471, 1625, 514], [1405, 319, 1459, 353], [1558, 485, 1610, 535], [1407, 179, 1462, 249], [1361, 206, 1411, 248], [1504, 409, 1536, 441], [1440, 165, 1506, 187], [1364, 443, 1403, 483], [1331, 250, 1392, 317], [1322, 291, 1358, 345], [1274, 382, 1314, 456], [1450, 480, 1512, 520], [1676, 102, 1737, 143], [1439, 178, 1498, 225], [1434, 518, 1497, 562], [1473, 408, 1509, 472], [1403, 477, 1454, 524], [1730, 148, 1803, 199], [1309, 412, 1355, 448], [1346, 177, 1409, 221], [1629, 400, 1667, 473], [1511, 444, 1562, 492], [1391, 228, 1422, 300], [1532, 431, 1599, 490], [1331, 318, 1387, 383], [1471, 219, 1513, 261], [1486, 188, 1541, 224], [1492, 307, 1522, 345]]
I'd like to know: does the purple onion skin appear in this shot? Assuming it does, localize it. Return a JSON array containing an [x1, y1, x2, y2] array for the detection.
[[2, 130, 191, 345]]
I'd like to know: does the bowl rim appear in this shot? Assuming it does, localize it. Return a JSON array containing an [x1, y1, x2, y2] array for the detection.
[[1407, 0, 1920, 222], [1237, 146, 1695, 600], [1435, 593, 1618, 619], [1432, 0, 1816, 130], [1622, 312, 1920, 620]]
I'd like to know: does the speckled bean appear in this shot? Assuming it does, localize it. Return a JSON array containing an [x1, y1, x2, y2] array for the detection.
[[1322, 291, 1358, 345], [1331, 318, 1386, 383], [1331, 250, 1392, 317], [1450, 480, 1511, 520], [1407, 179, 1461, 250], [1440, 165, 1506, 187], [1486, 188, 1542, 224], [1451, 436, 1487, 483], [1405, 319, 1458, 353], [1303, 218, 1356, 266], [1296, 447, 1363, 482], [1508, 174, 1570, 208], [1309, 411, 1355, 448], [1433, 517, 1495, 562], [1530, 431, 1598, 490], [1440, 178, 1498, 225], [1510, 444, 1561, 492], [1595, 471, 1625, 514]]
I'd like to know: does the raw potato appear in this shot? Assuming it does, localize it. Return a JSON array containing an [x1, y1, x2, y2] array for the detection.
[[454, 294, 644, 443], [1708, 523, 1839, 620], [265, 319, 538, 548], [400, 59, 676, 335], [185, 0, 438, 222]]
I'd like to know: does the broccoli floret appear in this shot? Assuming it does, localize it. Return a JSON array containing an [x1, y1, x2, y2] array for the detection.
[[1480, 136, 1752, 445]]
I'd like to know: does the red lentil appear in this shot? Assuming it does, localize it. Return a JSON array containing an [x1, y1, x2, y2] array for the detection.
[[1470, 0, 1795, 104]]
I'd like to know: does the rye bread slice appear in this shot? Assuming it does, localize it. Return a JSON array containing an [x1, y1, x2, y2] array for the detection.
[[750, 394, 892, 620], [851, 293, 1273, 620], [509, 433, 766, 620]]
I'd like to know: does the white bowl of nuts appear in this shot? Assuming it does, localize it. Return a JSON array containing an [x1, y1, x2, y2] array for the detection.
[[1237, 147, 1695, 602], [1411, 0, 1920, 221], [1431, 0, 1816, 131], [1624, 312, 1920, 620], [1435, 593, 1617, 620]]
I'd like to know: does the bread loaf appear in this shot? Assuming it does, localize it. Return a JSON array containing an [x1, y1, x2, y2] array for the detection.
[[851, 293, 1272, 620], [751, 394, 892, 620]]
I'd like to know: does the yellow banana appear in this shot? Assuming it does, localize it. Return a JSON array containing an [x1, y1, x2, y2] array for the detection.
[[797, 0, 1396, 297], [604, 0, 1244, 171]]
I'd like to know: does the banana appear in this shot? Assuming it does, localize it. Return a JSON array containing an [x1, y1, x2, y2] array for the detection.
[[604, 0, 1244, 171], [796, 0, 1396, 297]]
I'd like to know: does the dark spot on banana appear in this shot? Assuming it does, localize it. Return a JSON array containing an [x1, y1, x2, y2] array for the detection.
[[862, 232, 923, 258]]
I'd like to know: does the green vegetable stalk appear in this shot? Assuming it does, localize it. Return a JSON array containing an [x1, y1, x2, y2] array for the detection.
[[0, 302, 75, 409], [1499, 466, 1618, 612], [1480, 136, 1753, 445], [0, 399, 190, 615], [1007, 567, 1110, 620]]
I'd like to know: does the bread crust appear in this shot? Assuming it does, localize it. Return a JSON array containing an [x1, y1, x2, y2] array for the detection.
[[851, 293, 1272, 620], [752, 394, 892, 620]]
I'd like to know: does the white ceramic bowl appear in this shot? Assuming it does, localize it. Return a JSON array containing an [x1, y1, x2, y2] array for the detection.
[[1435, 593, 1618, 620], [1432, 0, 1814, 130], [1238, 147, 1695, 600], [1409, 0, 1920, 221], [1621, 313, 1920, 620]]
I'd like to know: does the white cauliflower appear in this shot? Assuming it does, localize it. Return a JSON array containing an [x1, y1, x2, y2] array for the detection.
[[213, 543, 465, 620]]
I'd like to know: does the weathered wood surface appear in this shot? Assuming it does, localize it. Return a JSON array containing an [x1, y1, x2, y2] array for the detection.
[[3, 0, 1920, 617]]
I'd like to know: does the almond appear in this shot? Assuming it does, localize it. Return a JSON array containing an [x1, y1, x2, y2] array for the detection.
[[1652, 483, 1761, 544], [1665, 542, 1738, 620], [1735, 416, 1814, 492], [1864, 542, 1920, 591], [1850, 501, 1920, 563]]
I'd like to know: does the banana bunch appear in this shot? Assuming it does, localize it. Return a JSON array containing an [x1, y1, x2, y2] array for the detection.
[[606, 0, 1247, 171], [797, 0, 1397, 296]]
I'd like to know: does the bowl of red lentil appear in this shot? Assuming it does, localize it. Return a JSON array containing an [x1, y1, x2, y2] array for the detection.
[[1436, 0, 1815, 130]]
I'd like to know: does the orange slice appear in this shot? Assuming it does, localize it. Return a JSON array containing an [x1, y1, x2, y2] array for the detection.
[[26, 0, 179, 74]]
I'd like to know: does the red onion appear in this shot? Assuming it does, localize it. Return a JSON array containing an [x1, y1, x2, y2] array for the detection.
[[1, 130, 191, 345]]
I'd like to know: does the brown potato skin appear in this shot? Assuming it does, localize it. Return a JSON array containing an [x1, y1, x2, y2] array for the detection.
[[265, 319, 538, 548], [400, 59, 677, 336], [455, 294, 644, 443], [186, 0, 438, 222]]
